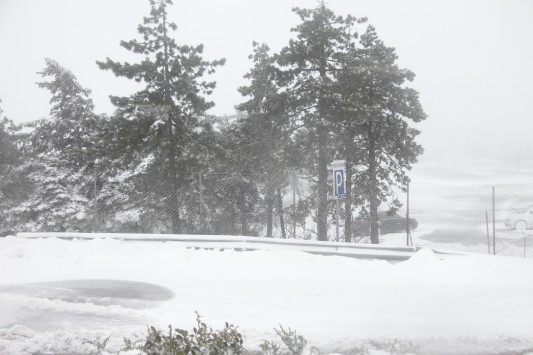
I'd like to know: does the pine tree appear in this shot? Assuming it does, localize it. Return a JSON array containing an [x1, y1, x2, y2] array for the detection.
[[277, 4, 366, 241], [34, 58, 99, 166], [10, 59, 103, 233], [336, 25, 426, 243], [0, 102, 20, 167], [207, 122, 262, 236], [237, 42, 292, 237], [0, 101, 25, 235], [97, 0, 224, 233]]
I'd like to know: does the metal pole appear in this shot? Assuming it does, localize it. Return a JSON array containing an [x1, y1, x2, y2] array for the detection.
[[93, 162, 97, 233], [485, 211, 490, 254], [406, 182, 410, 246], [292, 172, 296, 239], [335, 199, 340, 242], [492, 186, 496, 255], [523, 230, 527, 258]]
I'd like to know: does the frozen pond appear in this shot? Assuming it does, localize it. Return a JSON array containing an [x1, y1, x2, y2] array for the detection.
[[0, 280, 174, 331]]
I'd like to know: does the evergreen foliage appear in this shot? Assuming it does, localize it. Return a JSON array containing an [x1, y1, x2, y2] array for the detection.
[[276, 4, 367, 241], [0, 1, 425, 243], [1, 60, 103, 233], [96, 0, 225, 233], [237, 42, 293, 238], [142, 313, 244, 355], [34, 58, 99, 165], [0, 103, 21, 166], [334, 25, 426, 243], [0, 102, 26, 235]]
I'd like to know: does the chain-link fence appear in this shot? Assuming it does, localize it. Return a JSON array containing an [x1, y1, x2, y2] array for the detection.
[[2, 161, 533, 258], [405, 182, 533, 258]]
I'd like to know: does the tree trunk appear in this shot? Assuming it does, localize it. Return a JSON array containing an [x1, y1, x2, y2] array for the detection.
[[277, 188, 286, 239], [344, 132, 354, 243], [266, 184, 274, 238], [240, 211, 248, 236], [93, 162, 98, 233], [162, 10, 180, 234], [317, 58, 329, 242], [186, 198, 194, 234], [198, 172, 204, 234], [239, 185, 250, 236], [317, 125, 328, 241], [367, 123, 379, 244], [228, 206, 237, 235], [167, 136, 181, 234]]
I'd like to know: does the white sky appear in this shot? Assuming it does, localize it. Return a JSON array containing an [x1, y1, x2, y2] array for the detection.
[[1, 0, 532, 164]]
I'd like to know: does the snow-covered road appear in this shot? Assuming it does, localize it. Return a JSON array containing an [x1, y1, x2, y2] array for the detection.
[[1, 236, 533, 354]]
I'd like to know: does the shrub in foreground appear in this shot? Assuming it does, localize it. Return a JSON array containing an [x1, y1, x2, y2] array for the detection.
[[141, 312, 244, 355], [82, 315, 425, 355]]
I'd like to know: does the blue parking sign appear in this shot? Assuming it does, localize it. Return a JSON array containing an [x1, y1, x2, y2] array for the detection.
[[333, 167, 346, 199]]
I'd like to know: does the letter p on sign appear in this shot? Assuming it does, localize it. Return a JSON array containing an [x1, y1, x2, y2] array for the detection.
[[333, 167, 346, 199]]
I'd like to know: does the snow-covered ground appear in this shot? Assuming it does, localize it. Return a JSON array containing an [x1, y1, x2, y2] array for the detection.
[[1, 235, 533, 354]]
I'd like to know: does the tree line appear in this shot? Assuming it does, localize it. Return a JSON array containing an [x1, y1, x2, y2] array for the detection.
[[0, 0, 426, 243]]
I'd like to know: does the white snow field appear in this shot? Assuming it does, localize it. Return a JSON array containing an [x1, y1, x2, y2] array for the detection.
[[1, 235, 533, 354]]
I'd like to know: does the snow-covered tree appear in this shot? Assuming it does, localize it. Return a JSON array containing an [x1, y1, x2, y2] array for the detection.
[[97, 0, 224, 233], [237, 42, 293, 237], [335, 26, 426, 243], [9, 59, 103, 232], [276, 4, 366, 241], [0, 101, 26, 235], [34, 58, 99, 166]]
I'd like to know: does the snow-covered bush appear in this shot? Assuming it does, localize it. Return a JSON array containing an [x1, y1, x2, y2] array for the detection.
[[260, 326, 308, 355], [141, 313, 244, 355]]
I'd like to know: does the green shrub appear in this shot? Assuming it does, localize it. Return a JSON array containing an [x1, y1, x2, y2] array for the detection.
[[260, 326, 309, 355], [142, 312, 244, 355], [83, 316, 423, 355], [82, 336, 111, 355]]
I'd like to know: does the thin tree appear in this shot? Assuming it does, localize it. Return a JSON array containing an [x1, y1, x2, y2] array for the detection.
[[237, 42, 291, 238]]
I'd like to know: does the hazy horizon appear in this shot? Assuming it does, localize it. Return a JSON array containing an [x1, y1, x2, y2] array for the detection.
[[1, 0, 532, 169]]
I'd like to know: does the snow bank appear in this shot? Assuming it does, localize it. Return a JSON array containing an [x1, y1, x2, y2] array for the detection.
[[0, 236, 532, 354]]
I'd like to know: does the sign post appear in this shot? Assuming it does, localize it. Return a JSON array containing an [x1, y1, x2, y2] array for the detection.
[[329, 160, 346, 242]]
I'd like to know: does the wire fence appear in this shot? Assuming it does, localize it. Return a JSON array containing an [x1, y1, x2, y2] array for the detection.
[[400, 182, 533, 259], [1, 162, 533, 259]]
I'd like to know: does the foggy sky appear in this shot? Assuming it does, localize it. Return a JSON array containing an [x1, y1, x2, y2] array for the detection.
[[1, 0, 532, 167]]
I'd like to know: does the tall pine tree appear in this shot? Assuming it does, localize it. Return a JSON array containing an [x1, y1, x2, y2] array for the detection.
[[237, 42, 292, 238], [0, 101, 25, 235], [277, 4, 366, 241], [336, 25, 426, 243], [13, 59, 102, 232], [97, 0, 224, 233], [34, 58, 99, 166]]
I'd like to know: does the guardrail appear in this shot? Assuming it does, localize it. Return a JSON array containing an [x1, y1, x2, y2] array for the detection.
[[16, 232, 464, 261]]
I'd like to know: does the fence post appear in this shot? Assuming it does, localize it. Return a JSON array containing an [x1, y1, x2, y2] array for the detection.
[[292, 172, 297, 239], [523, 230, 527, 258], [485, 211, 490, 254], [93, 162, 98, 233], [406, 182, 412, 246], [492, 186, 496, 255], [335, 199, 340, 242]]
